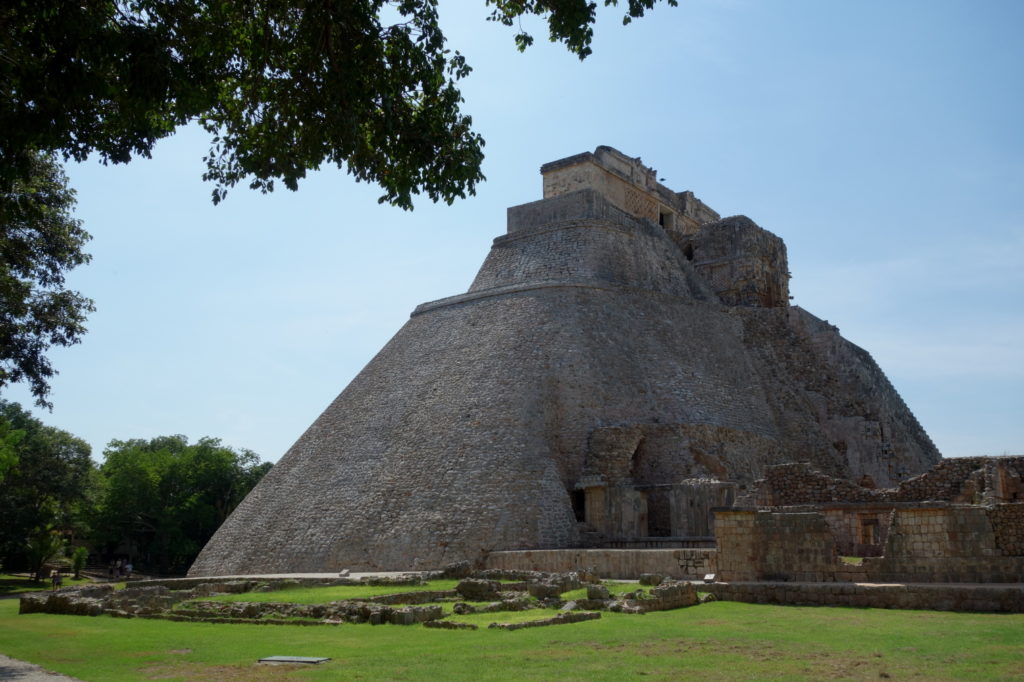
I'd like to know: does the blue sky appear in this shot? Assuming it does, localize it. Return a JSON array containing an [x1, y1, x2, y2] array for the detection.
[[5, 0, 1022, 463]]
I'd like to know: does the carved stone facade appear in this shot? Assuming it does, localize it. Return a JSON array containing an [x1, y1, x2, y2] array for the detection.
[[190, 147, 941, 576]]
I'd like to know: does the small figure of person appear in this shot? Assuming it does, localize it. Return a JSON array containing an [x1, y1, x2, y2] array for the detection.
[[115, 559, 123, 578], [108, 561, 115, 581], [51, 570, 63, 591], [125, 561, 133, 580]]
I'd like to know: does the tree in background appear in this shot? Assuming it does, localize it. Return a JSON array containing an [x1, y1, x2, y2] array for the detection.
[[0, 152, 94, 408], [95, 435, 271, 573], [1, 0, 676, 210], [24, 515, 66, 582], [0, 416, 24, 482], [71, 545, 89, 580], [0, 401, 95, 572], [1, 1, 674, 401]]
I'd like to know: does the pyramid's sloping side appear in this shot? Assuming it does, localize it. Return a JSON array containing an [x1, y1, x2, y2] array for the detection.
[[189, 283, 775, 575], [189, 188, 940, 576]]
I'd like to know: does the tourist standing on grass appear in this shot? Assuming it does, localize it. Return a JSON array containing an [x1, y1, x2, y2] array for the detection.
[[50, 570, 62, 591], [125, 561, 133, 580]]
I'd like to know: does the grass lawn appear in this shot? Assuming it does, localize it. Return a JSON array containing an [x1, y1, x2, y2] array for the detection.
[[202, 580, 460, 605], [0, 573, 95, 596], [2, 595, 1022, 680]]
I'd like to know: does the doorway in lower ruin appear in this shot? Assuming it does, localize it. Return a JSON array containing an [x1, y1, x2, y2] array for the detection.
[[629, 440, 671, 537], [570, 489, 586, 522], [645, 488, 673, 537]]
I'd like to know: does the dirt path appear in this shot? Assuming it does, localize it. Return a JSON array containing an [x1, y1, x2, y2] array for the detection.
[[0, 654, 83, 681]]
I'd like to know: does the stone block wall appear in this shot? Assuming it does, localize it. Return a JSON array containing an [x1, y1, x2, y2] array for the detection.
[[678, 216, 790, 308], [864, 506, 1024, 583], [483, 548, 716, 580], [715, 509, 837, 582], [708, 582, 1024, 613], [716, 504, 1024, 585], [712, 510, 758, 581], [538, 146, 718, 235], [669, 479, 737, 537], [821, 506, 892, 557], [753, 457, 1024, 509], [755, 462, 882, 506], [989, 504, 1024, 555], [893, 456, 1024, 503]]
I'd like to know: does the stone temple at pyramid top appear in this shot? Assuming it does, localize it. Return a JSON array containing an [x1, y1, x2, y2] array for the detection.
[[540, 145, 719, 235]]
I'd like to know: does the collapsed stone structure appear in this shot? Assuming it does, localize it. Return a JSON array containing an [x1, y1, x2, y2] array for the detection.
[[716, 456, 1024, 584], [22, 570, 700, 626], [190, 146, 941, 576]]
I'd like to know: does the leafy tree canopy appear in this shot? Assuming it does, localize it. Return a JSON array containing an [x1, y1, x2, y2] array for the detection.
[[0, 401, 95, 570], [96, 435, 271, 572], [0, 152, 94, 408], [1, 0, 677, 210], [0, 417, 24, 482]]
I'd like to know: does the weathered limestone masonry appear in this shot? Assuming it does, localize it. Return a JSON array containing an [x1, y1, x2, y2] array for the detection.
[[483, 548, 716, 580], [707, 582, 1024, 613], [190, 146, 940, 576], [745, 458, 1024, 558], [712, 457, 1024, 611]]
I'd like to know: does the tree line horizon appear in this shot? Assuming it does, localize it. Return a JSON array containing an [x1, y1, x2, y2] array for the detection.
[[0, 400, 271, 578]]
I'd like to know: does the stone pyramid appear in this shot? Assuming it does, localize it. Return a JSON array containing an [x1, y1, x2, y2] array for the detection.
[[189, 147, 940, 575]]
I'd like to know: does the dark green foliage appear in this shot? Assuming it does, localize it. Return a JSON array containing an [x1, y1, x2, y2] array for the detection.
[[1, 0, 487, 210], [95, 435, 271, 573], [0, 401, 95, 572], [71, 545, 89, 579], [24, 521, 65, 581], [0, 152, 94, 408], [0, 417, 23, 482], [1, 1, 676, 209], [485, 0, 678, 58]]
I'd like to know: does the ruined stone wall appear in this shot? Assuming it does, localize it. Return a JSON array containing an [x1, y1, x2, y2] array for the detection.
[[893, 456, 1024, 503], [715, 510, 837, 582], [483, 548, 716, 580], [715, 505, 1024, 585], [755, 462, 882, 506], [989, 504, 1024, 556], [583, 423, 782, 490], [863, 506, 1024, 583], [708, 582, 1024, 613], [669, 479, 737, 537], [753, 457, 1024, 507], [679, 216, 790, 308], [821, 507, 893, 557]]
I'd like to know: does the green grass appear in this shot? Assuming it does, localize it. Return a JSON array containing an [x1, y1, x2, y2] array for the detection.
[[445, 607, 565, 627], [0, 573, 96, 596], [200, 579, 459, 605], [3, 595, 1023, 680], [561, 580, 640, 602]]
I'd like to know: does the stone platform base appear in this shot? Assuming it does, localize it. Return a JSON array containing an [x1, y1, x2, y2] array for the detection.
[[708, 581, 1024, 613], [483, 549, 716, 580]]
